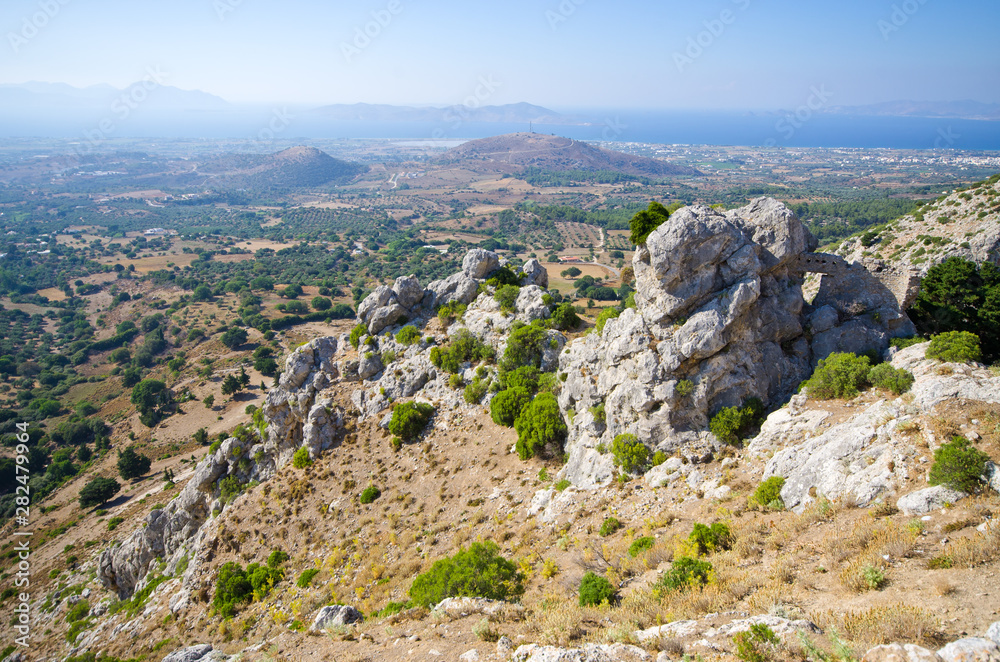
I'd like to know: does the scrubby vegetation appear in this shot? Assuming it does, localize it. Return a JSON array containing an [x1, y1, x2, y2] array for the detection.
[[709, 397, 764, 446], [928, 436, 991, 493], [578, 571, 615, 606], [926, 331, 982, 363], [610, 433, 650, 473], [388, 401, 435, 441], [408, 541, 524, 607]]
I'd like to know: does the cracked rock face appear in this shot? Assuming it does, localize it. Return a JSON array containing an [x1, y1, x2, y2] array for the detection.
[[556, 197, 915, 489]]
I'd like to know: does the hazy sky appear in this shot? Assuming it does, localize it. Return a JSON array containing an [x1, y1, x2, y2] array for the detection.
[[1, 0, 997, 110]]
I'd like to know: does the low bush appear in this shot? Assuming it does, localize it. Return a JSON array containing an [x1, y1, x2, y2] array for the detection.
[[551, 303, 580, 330], [868, 363, 915, 395], [500, 366, 540, 392], [578, 571, 615, 606], [928, 435, 990, 493], [296, 568, 320, 588], [490, 387, 532, 427], [890, 336, 925, 351], [360, 485, 381, 504], [349, 323, 367, 349], [599, 516, 623, 537], [267, 550, 289, 569], [463, 379, 489, 404], [595, 307, 620, 334], [688, 522, 732, 556], [801, 352, 872, 399], [513, 393, 567, 460], [659, 556, 713, 592], [389, 401, 435, 441], [709, 397, 764, 446], [395, 325, 422, 345], [752, 476, 786, 509], [610, 433, 650, 473], [409, 541, 524, 607], [733, 623, 780, 662], [292, 447, 312, 469], [926, 331, 982, 363], [430, 329, 493, 373], [495, 284, 521, 312], [628, 536, 655, 558]]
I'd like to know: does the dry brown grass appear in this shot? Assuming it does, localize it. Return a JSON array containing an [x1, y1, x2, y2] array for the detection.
[[939, 527, 1000, 568], [812, 604, 943, 649]]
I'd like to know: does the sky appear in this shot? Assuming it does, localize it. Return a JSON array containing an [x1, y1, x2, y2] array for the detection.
[[1, 0, 998, 111]]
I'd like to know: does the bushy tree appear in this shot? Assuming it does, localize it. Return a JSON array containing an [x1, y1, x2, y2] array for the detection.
[[221, 374, 242, 397], [551, 302, 580, 330], [117, 446, 151, 480], [79, 477, 120, 508], [611, 433, 649, 473], [489, 387, 532, 427], [409, 541, 524, 607], [389, 401, 435, 441], [595, 307, 620, 334], [213, 561, 252, 618], [629, 201, 671, 245], [514, 393, 567, 460], [929, 436, 990, 493], [311, 296, 332, 311], [926, 331, 982, 363], [220, 327, 248, 350], [495, 284, 521, 313], [578, 571, 615, 606], [500, 324, 549, 372], [801, 353, 871, 400]]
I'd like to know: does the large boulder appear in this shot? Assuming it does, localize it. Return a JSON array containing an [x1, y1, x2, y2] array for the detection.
[[521, 258, 549, 288], [426, 271, 480, 308], [897, 485, 969, 515], [310, 605, 363, 631], [392, 274, 425, 310], [463, 248, 501, 279], [862, 644, 944, 662], [937, 639, 1000, 662]]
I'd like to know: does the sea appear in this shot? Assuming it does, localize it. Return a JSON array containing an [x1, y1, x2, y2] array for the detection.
[[1, 107, 998, 151]]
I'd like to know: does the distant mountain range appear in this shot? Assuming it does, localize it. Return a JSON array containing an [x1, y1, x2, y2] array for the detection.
[[0, 81, 230, 111], [824, 100, 1000, 121], [441, 132, 701, 177], [310, 102, 585, 125]]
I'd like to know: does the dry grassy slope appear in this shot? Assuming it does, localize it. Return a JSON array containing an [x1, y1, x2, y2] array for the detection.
[[839, 176, 1000, 268], [27, 347, 1000, 662]]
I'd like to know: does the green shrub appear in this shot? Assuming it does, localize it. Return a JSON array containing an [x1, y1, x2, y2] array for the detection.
[[578, 571, 615, 606], [752, 476, 786, 509], [360, 485, 382, 504], [463, 379, 489, 404], [495, 284, 521, 312], [801, 352, 872, 399], [629, 201, 671, 246], [628, 536, 655, 558], [490, 387, 532, 427], [926, 331, 982, 363], [733, 623, 780, 662], [513, 393, 567, 460], [589, 402, 606, 423], [599, 517, 623, 537], [107, 516, 125, 531], [709, 398, 764, 446], [430, 329, 493, 373], [267, 550, 289, 569], [408, 541, 524, 607], [448, 373, 464, 389], [296, 568, 321, 588], [660, 556, 713, 592], [213, 561, 253, 618], [688, 522, 732, 556], [292, 447, 312, 469], [389, 401, 435, 441], [595, 307, 620, 334], [651, 451, 667, 467], [868, 363, 914, 395], [219, 475, 245, 504], [551, 303, 580, 330], [395, 325, 422, 345], [501, 324, 550, 372], [555, 479, 571, 491], [65, 599, 90, 623], [928, 436, 990, 493], [610, 433, 649, 473], [676, 379, 694, 397], [349, 323, 367, 349], [500, 366, 540, 392]]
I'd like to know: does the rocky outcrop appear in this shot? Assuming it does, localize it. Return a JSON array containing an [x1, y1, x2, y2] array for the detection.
[[521, 258, 549, 288], [463, 248, 501, 279], [357, 276, 429, 334], [897, 486, 969, 515], [100, 338, 347, 599], [862, 644, 944, 662], [937, 638, 1000, 662], [557, 198, 914, 489], [513, 643, 652, 662]]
